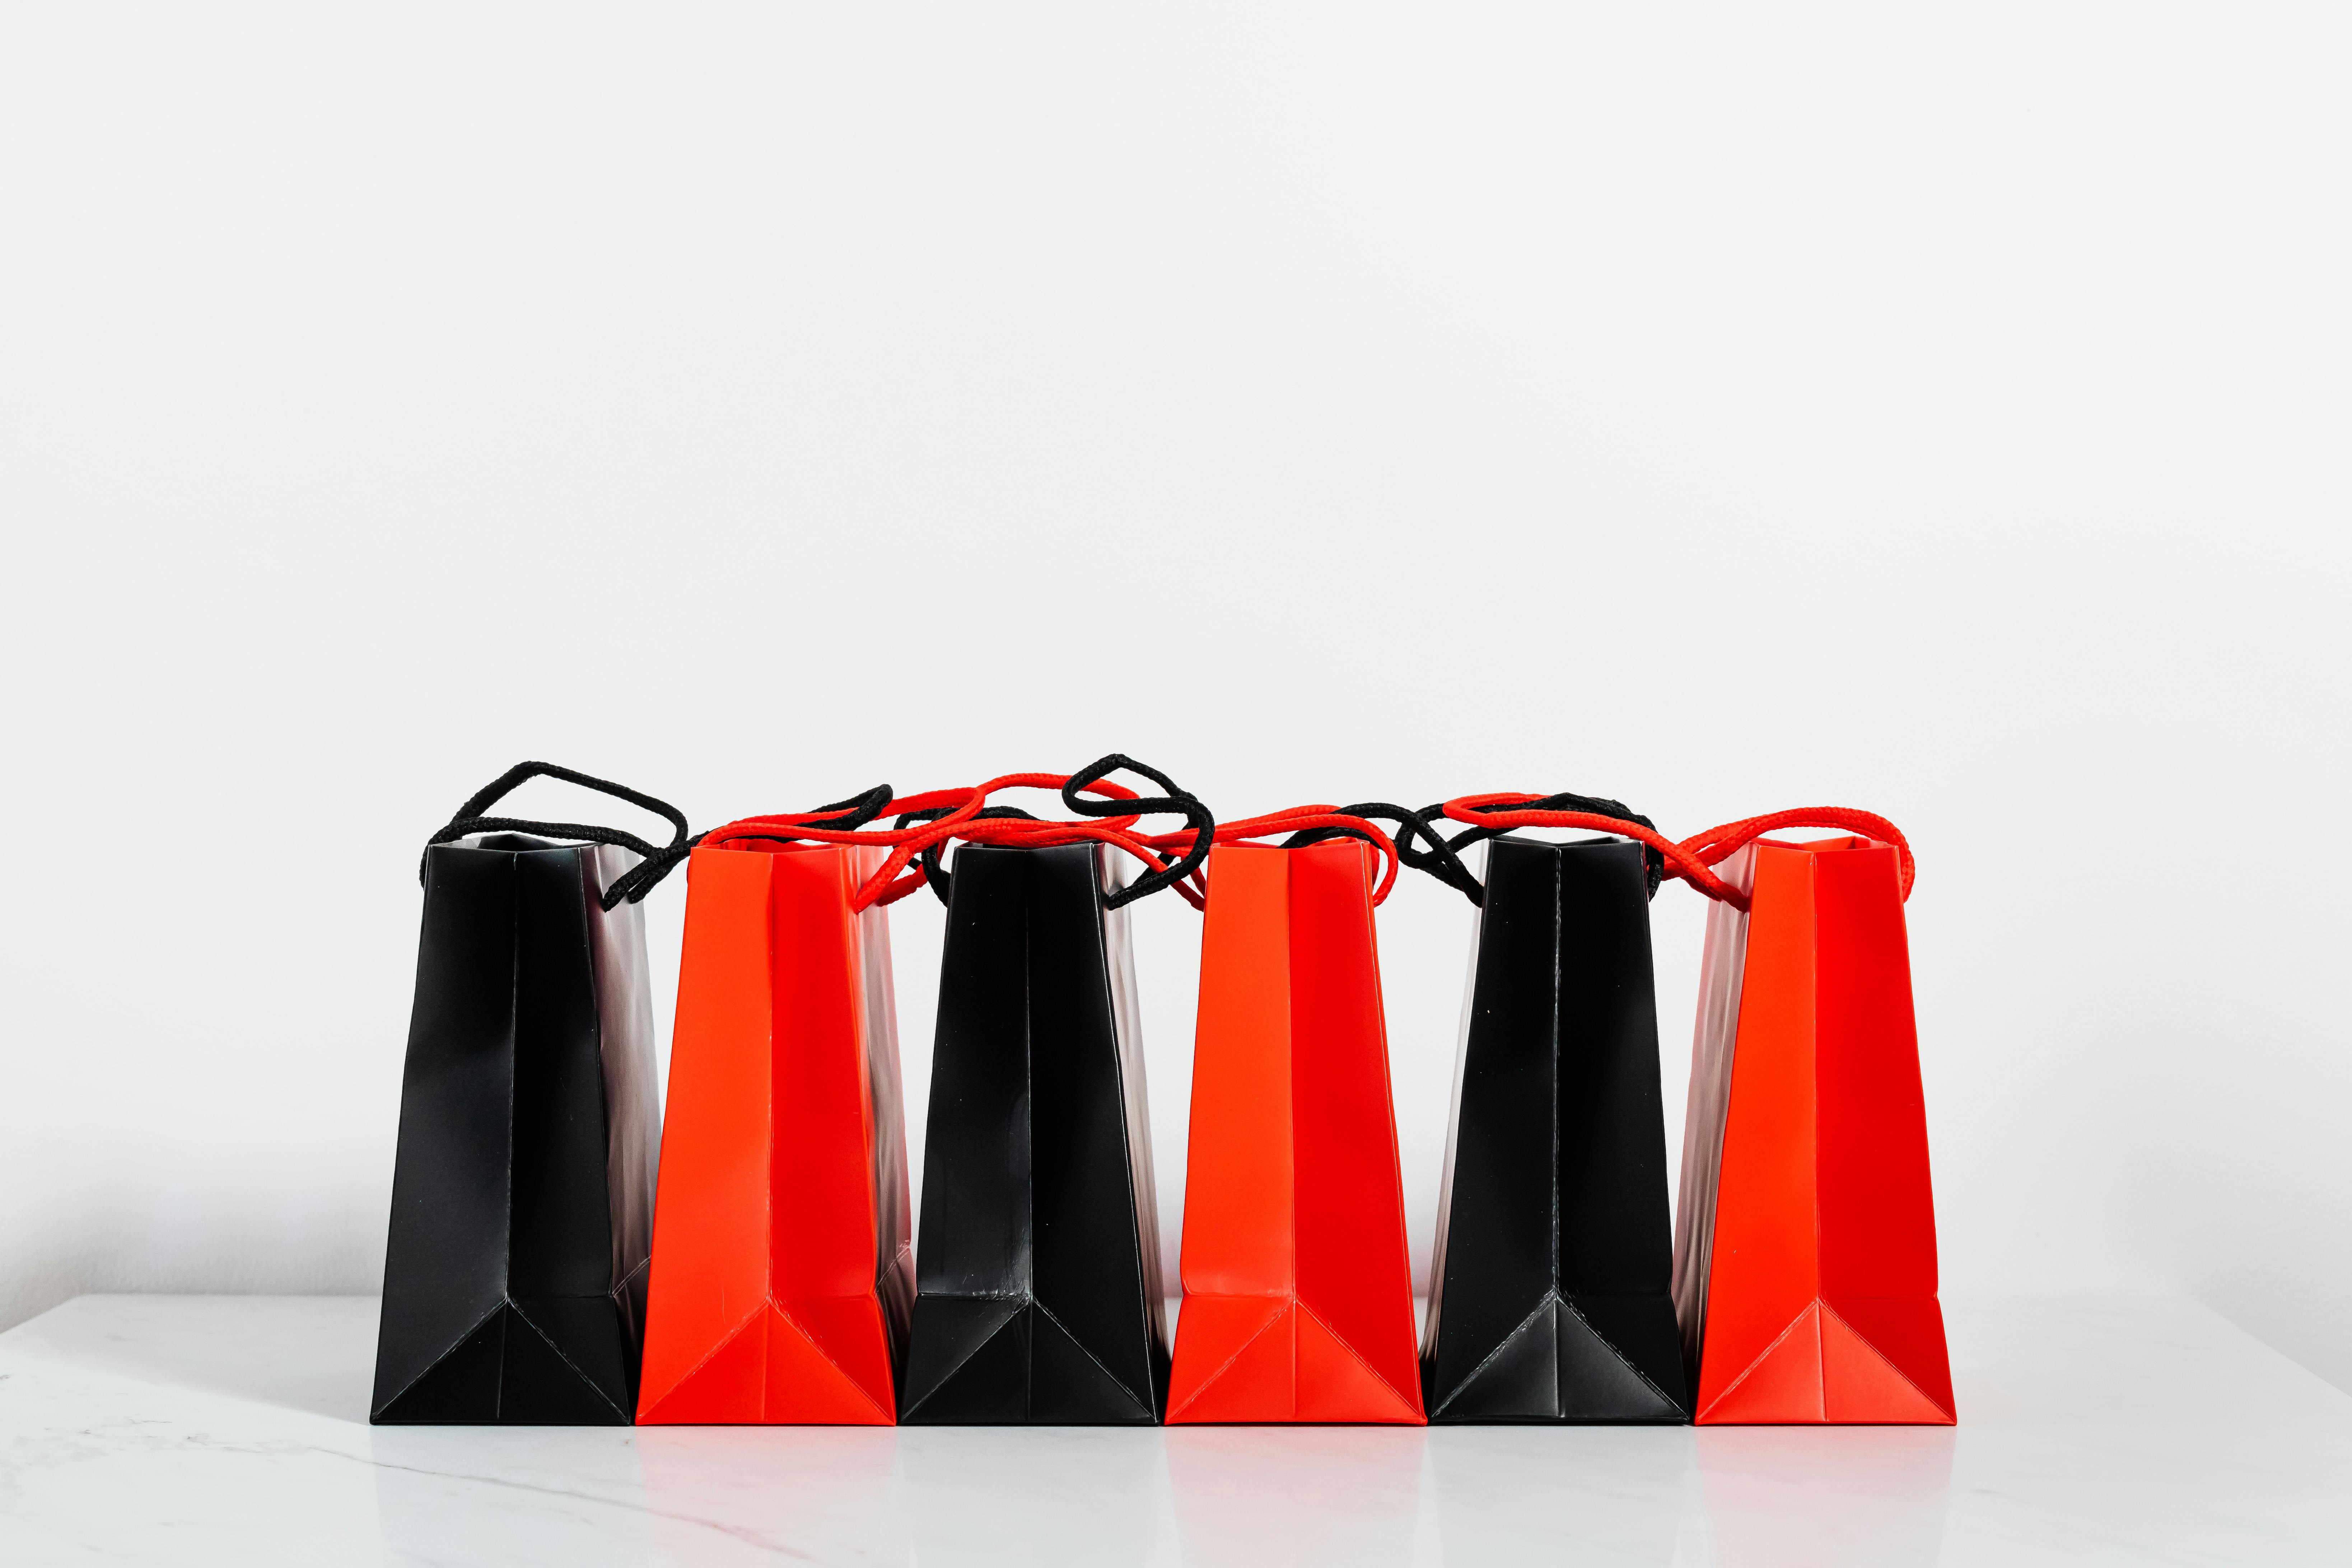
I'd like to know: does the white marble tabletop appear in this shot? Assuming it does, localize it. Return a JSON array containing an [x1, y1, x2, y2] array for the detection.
[[0, 1293, 2345, 1565]]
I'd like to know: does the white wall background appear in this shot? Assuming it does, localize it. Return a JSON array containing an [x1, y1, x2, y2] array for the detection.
[[3, 5, 2346, 1387]]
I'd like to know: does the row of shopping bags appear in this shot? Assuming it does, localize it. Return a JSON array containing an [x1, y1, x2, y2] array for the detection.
[[370, 758, 1954, 1428]]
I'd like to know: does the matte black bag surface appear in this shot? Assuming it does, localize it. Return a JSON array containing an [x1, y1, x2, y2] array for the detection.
[[373, 766, 682, 1425], [897, 842, 1170, 1424], [1420, 835, 1692, 1423]]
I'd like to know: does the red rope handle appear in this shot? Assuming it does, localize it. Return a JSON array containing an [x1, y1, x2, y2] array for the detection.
[[1441, 795, 1917, 910], [702, 794, 973, 855], [1142, 806, 1405, 905], [963, 821, 1202, 910], [1677, 807, 1915, 901], [700, 785, 980, 908], [1442, 793, 1749, 909], [704, 784, 1915, 912], [706, 785, 989, 847], [875, 772, 1207, 912]]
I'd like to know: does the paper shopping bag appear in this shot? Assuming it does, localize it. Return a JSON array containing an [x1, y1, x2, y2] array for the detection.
[[1421, 834, 1691, 1423], [373, 764, 683, 1424], [896, 841, 1170, 1423], [1672, 829, 1954, 1424], [636, 839, 912, 1424], [1166, 839, 1425, 1424]]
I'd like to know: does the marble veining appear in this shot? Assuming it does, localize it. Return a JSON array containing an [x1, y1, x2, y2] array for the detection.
[[1, 1294, 2347, 1564]]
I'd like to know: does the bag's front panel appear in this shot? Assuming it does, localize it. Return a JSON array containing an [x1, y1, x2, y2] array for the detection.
[[1167, 845, 1298, 1421], [1551, 838, 1688, 1421], [1813, 844, 1938, 1300], [1178, 845, 1296, 1300], [901, 845, 1038, 1422], [1812, 843, 1953, 1420], [506, 845, 617, 1301], [505, 844, 635, 1420], [914, 846, 1035, 1299], [1422, 837, 1562, 1406], [1023, 843, 1163, 1421], [638, 846, 779, 1421], [374, 845, 522, 1422], [770, 848, 886, 1305], [1286, 840, 1424, 1422], [1554, 840, 1671, 1294], [1695, 843, 1824, 1417], [766, 846, 901, 1421]]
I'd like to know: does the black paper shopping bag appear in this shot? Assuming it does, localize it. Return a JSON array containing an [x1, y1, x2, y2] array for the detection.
[[897, 841, 1169, 1423], [371, 763, 692, 1425], [1419, 801, 1693, 1423], [896, 759, 1211, 1424]]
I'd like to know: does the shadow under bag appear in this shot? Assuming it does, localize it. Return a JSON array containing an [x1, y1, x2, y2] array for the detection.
[[1420, 835, 1692, 1423], [372, 765, 685, 1425], [897, 841, 1170, 1423]]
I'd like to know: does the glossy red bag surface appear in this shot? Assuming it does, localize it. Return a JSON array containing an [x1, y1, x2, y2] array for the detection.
[[1672, 835, 1954, 1424], [636, 841, 911, 1424], [1166, 839, 1425, 1424]]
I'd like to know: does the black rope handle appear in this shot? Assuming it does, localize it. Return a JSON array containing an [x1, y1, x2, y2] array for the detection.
[[1062, 753, 1216, 909], [1280, 803, 1485, 902], [1406, 790, 1666, 906], [899, 757, 1215, 910], [421, 761, 697, 910]]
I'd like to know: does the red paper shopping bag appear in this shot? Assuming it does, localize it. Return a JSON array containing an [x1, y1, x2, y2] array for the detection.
[[637, 794, 929, 1425], [1668, 811, 1954, 1425], [1166, 826, 1425, 1424]]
